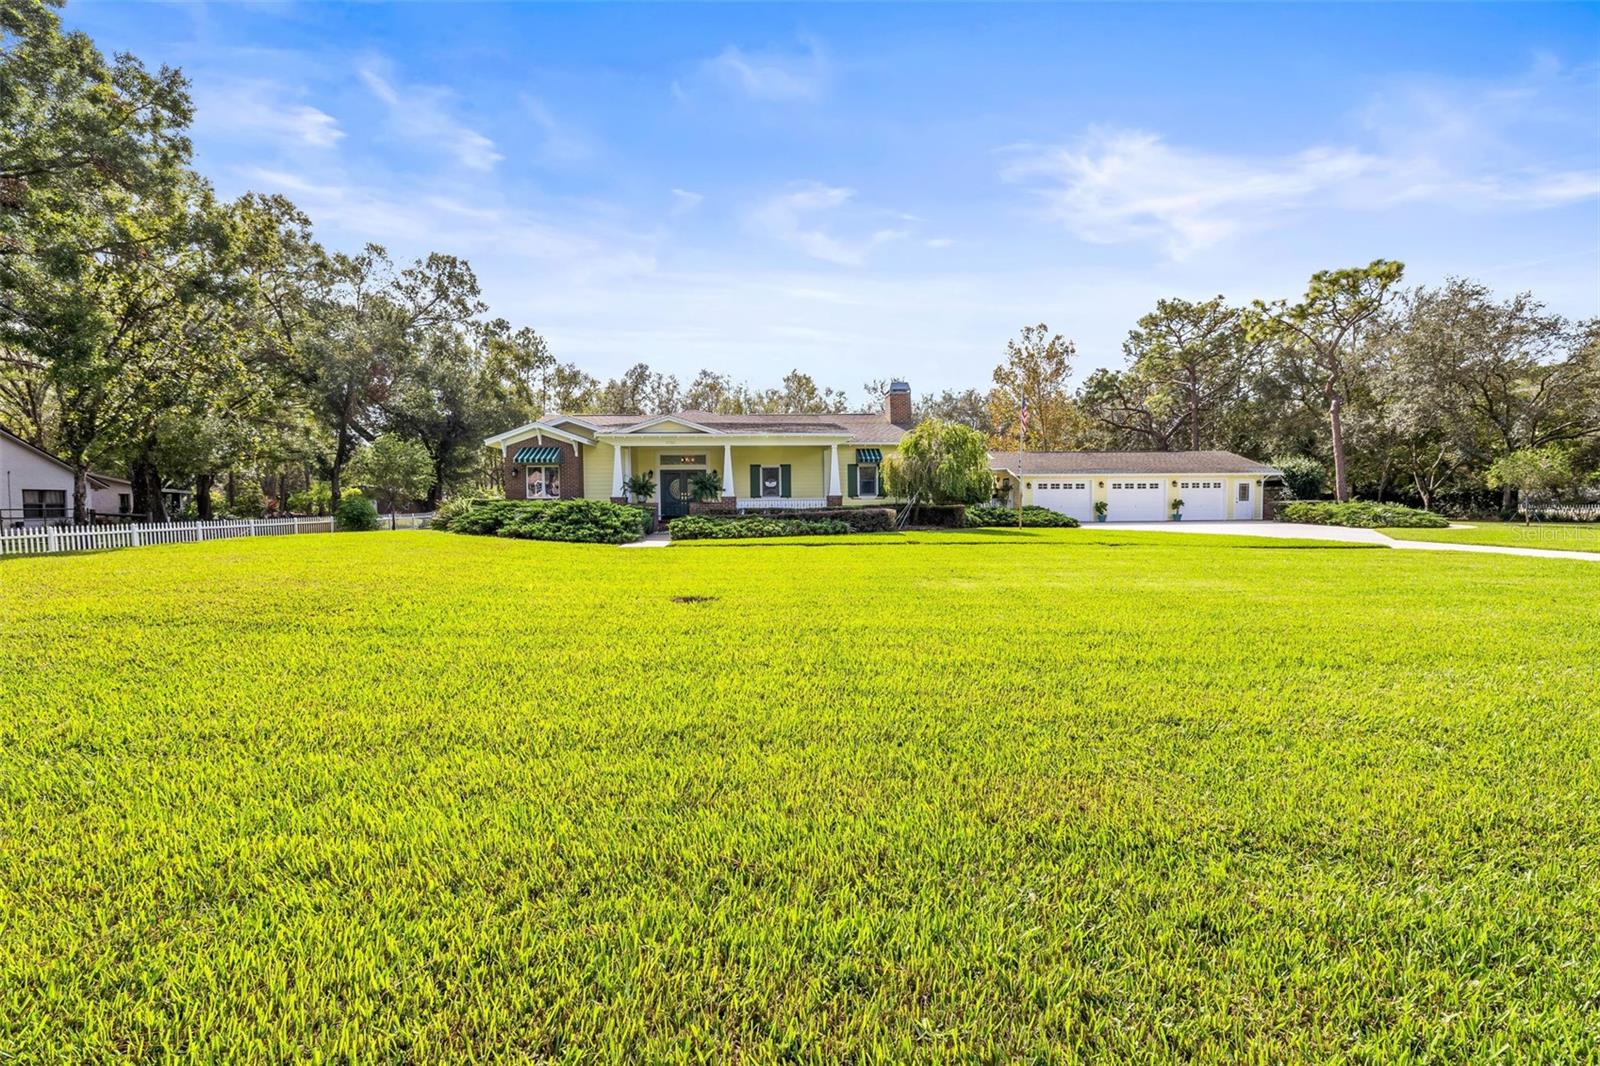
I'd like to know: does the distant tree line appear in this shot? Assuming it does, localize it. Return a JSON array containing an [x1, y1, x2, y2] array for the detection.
[[3, 2, 1595, 519]]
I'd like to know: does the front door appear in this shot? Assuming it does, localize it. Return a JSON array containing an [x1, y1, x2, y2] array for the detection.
[[661, 470, 696, 518]]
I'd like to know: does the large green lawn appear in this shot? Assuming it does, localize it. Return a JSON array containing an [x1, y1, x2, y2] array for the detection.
[[3, 530, 1598, 1062], [1381, 519, 1600, 554]]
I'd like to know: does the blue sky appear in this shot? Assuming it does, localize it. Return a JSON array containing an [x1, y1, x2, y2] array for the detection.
[[66, 1, 1600, 397]]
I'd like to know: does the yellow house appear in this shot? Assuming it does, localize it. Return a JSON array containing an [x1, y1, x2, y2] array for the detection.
[[484, 383, 915, 520]]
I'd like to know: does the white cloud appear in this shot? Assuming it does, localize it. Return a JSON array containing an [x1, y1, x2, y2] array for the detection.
[[232, 165, 657, 281], [702, 38, 828, 102], [1005, 62, 1600, 258], [1003, 130, 1376, 257], [358, 57, 502, 171], [193, 79, 344, 148], [670, 188, 704, 215], [747, 182, 910, 266], [520, 95, 593, 164]]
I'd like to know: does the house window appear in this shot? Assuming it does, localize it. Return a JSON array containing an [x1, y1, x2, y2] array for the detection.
[[119, 493, 131, 513], [858, 463, 879, 497], [1238, 482, 1251, 502], [760, 466, 782, 498], [22, 489, 67, 520], [526, 466, 561, 499]]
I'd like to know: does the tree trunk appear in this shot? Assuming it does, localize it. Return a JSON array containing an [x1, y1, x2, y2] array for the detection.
[[1328, 394, 1350, 502], [196, 473, 214, 520], [1188, 366, 1201, 450], [72, 464, 89, 525], [226, 470, 237, 508]]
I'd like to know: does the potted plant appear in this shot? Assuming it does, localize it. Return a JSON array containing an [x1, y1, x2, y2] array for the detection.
[[688, 470, 724, 502], [1094, 500, 1108, 522], [623, 472, 656, 505], [623, 472, 657, 533], [1170, 497, 1184, 521]]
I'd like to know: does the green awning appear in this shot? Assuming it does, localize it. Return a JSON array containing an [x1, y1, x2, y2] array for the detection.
[[855, 448, 883, 463], [513, 445, 562, 464]]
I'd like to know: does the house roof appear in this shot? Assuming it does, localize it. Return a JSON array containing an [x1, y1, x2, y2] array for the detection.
[[525, 409, 910, 445], [988, 450, 1280, 475]]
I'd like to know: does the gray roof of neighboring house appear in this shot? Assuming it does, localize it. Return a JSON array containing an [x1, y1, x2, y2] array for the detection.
[[988, 450, 1280, 475], [549, 410, 909, 444]]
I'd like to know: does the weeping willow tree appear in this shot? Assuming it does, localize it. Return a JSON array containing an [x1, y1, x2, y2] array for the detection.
[[882, 417, 993, 505]]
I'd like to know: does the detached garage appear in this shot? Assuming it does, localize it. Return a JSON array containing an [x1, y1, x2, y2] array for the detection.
[[991, 450, 1281, 523]]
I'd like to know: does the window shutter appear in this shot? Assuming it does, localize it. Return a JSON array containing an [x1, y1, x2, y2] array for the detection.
[[750, 465, 761, 498], [779, 464, 792, 498], [847, 464, 858, 498]]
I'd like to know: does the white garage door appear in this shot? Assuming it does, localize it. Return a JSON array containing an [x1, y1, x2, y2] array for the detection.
[[1177, 479, 1227, 521], [1031, 479, 1094, 521], [1107, 479, 1166, 522]]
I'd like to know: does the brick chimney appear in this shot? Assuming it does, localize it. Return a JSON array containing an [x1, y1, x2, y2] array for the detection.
[[886, 380, 913, 426]]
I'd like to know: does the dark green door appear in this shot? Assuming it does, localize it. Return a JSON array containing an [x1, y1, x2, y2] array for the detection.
[[661, 471, 695, 518]]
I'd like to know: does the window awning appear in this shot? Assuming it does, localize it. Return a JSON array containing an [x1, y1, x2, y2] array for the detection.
[[855, 448, 883, 463], [513, 445, 563, 464]]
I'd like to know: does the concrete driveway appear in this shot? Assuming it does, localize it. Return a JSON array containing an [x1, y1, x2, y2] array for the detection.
[[1095, 521, 1600, 562]]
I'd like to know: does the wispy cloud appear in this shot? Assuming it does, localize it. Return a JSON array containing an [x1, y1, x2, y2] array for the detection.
[[519, 95, 594, 164], [193, 79, 343, 148], [1004, 61, 1600, 258], [358, 57, 502, 171], [748, 182, 909, 266], [701, 38, 828, 102], [670, 188, 704, 216], [233, 165, 657, 281]]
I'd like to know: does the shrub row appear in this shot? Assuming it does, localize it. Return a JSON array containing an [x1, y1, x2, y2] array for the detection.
[[736, 507, 896, 533], [966, 505, 1080, 529], [1279, 500, 1449, 528], [441, 499, 646, 543], [669, 515, 851, 540]]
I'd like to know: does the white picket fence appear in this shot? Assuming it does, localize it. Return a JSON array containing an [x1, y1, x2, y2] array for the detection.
[[0, 513, 434, 558]]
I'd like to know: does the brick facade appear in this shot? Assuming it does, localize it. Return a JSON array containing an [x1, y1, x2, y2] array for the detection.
[[502, 439, 584, 501]]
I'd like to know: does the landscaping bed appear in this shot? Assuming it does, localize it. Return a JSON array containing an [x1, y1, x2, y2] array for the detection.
[[1278, 500, 1450, 528]]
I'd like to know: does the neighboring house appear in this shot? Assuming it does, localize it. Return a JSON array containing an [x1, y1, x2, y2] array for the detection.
[[485, 383, 1281, 523], [485, 382, 916, 519], [1, 426, 75, 528], [1, 426, 190, 526], [88, 473, 135, 519], [990, 450, 1281, 521]]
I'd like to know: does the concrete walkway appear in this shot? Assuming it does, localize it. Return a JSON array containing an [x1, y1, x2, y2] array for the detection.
[[1095, 521, 1600, 562], [619, 532, 672, 548]]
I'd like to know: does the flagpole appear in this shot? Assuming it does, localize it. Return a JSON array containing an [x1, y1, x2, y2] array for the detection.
[[1017, 392, 1025, 529]]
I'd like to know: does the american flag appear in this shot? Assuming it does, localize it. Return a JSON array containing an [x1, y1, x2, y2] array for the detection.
[[1018, 396, 1029, 437]]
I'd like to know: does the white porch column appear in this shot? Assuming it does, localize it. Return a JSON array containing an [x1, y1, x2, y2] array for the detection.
[[828, 443, 842, 500], [623, 447, 632, 479], [722, 443, 735, 500], [611, 442, 625, 499]]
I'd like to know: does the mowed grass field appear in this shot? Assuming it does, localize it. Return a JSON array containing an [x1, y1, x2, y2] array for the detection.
[[1381, 519, 1600, 554], [2, 530, 1598, 1063]]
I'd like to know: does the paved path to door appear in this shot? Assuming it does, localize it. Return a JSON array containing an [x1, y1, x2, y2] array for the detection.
[[619, 532, 673, 548], [1096, 521, 1600, 562]]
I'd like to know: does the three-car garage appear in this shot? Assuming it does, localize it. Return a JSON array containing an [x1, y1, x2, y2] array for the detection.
[[996, 450, 1280, 523]]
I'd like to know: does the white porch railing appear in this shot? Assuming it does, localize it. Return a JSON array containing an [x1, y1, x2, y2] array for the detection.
[[0, 513, 433, 558], [735, 498, 829, 510]]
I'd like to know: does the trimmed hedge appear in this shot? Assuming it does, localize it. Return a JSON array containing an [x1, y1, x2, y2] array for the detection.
[[334, 495, 379, 532], [444, 499, 646, 543], [737, 507, 896, 533], [430, 496, 488, 533], [448, 500, 546, 537], [967, 505, 1080, 529], [902, 504, 968, 528], [669, 515, 851, 540], [1279, 501, 1449, 529], [497, 500, 647, 544]]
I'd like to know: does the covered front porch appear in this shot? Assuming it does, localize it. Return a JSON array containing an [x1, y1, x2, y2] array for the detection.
[[599, 435, 888, 518]]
